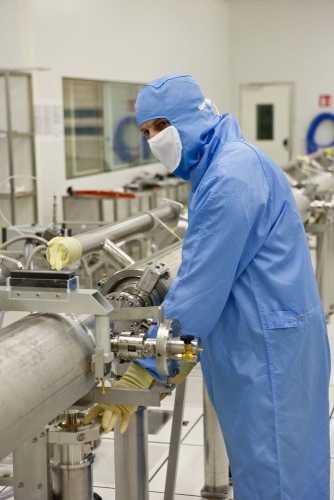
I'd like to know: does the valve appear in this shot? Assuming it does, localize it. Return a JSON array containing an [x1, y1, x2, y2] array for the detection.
[[179, 335, 203, 362]]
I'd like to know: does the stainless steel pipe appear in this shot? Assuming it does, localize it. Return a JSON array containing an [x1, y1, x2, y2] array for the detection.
[[0, 313, 96, 461], [114, 406, 149, 500], [74, 204, 180, 256], [201, 382, 230, 499]]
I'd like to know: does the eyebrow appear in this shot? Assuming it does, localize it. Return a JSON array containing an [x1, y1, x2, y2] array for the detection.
[[140, 118, 166, 131]]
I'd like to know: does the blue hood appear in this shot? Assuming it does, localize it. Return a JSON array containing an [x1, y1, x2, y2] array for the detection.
[[135, 74, 243, 188]]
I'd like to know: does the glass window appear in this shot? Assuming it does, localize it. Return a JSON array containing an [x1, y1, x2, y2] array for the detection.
[[63, 78, 155, 179], [256, 104, 274, 140]]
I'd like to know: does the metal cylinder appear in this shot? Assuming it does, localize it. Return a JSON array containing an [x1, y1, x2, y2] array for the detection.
[[114, 406, 149, 500], [74, 204, 180, 256], [23, 239, 35, 270], [0, 313, 96, 461], [201, 382, 230, 499], [51, 454, 94, 500], [64, 410, 79, 427]]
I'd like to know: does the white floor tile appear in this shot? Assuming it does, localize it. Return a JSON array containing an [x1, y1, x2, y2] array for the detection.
[[93, 486, 115, 500], [149, 444, 205, 496], [147, 406, 203, 444], [182, 416, 204, 446], [150, 494, 203, 499], [0, 488, 13, 500]]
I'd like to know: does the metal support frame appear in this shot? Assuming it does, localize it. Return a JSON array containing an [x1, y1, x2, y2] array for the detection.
[[1, 70, 38, 225], [13, 429, 52, 500], [164, 378, 188, 500]]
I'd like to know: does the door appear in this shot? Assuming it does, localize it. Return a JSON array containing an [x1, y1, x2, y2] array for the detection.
[[239, 83, 294, 166]]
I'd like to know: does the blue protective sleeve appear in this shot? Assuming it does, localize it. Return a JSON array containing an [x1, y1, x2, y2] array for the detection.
[[162, 171, 270, 340]]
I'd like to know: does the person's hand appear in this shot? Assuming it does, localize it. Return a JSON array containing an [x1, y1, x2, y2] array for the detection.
[[154, 361, 197, 400], [82, 402, 137, 434], [46, 236, 82, 271], [82, 361, 154, 434], [170, 360, 196, 385]]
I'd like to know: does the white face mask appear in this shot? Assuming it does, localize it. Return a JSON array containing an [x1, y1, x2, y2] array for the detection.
[[147, 126, 182, 172]]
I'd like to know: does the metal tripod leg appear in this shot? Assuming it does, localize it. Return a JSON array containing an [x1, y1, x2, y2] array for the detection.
[[164, 378, 187, 500]]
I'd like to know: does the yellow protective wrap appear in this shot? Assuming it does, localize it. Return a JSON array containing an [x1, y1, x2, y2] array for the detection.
[[46, 236, 82, 271], [82, 361, 154, 434]]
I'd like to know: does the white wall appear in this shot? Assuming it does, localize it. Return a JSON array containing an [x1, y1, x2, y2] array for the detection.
[[0, 0, 229, 225], [228, 0, 334, 157]]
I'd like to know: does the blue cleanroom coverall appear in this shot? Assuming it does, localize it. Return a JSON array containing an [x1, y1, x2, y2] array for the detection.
[[135, 74, 331, 500]]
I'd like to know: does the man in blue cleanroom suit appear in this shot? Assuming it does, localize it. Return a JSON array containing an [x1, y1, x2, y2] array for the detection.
[[135, 74, 331, 500], [46, 73, 331, 499]]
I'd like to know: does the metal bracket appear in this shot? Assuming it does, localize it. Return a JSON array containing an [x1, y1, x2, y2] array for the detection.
[[71, 383, 174, 410], [101, 237, 135, 270], [0, 253, 23, 281], [109, 305, 164, 323], [142, 211, 180, 250], [162, 198, 183, 227], [137, 262, 170, 294]]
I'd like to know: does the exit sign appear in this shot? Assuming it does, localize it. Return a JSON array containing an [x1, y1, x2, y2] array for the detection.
[[319, 94, 332, 107]]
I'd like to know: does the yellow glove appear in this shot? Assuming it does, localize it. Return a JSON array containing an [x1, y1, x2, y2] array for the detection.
[[82, 361, 154, 434], [170, 361, 196, 384], [46, 236, 82, 271], [155, 361, 196, 400]]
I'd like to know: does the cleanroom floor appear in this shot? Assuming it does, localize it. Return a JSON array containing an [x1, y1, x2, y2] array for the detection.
[[2, 317, 334, 499]]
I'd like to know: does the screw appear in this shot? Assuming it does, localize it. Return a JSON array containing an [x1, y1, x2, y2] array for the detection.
[[119, 296, 124, 301], [16, 292, 21, 296], [109, 294, 114, 300], [77, 433, 86, 441], [32, 437, 38, 443], [128, 302, 133, 306], [36, 293, 40, 297], [56, 294, 60, 298], [18, 483, 24, 488], [40, 432, 45, 438], [37, 484, 42, 489]]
